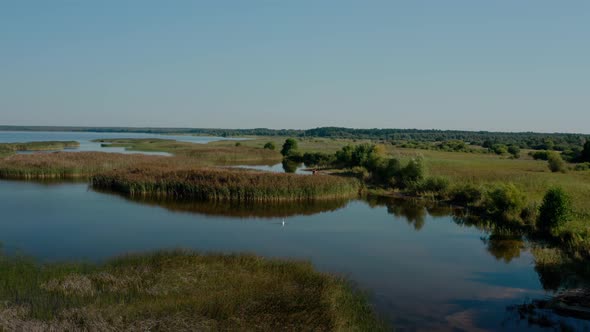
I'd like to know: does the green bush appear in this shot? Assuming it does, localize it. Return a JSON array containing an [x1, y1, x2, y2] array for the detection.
[[574, 162, 590, 171], [414, 176, 450, 195], [302, 152, 335, 167], [394, 157, 426, 189], [482, 183, 526, 221], [263, 142, 275, 150], [351, 166, 370, 181], [281, 139, 298, 157], [520, 203, 539, 226], [491, 144, 508, 155], [538, 188, 572, 235], [530, 150, 550, 160], [449, 183, 483, 206], [582, 141, 590, 162], [508, 145, 521, 158], [547, 152, 566, 173]]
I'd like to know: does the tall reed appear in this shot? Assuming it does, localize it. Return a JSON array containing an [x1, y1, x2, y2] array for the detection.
[[92, 167, 361, 201]]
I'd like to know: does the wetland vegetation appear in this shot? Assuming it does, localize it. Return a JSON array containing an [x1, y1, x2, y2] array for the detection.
[[0, 141, 79, 158], [91, 167, 360, 202], [0, 250, 383, 331]]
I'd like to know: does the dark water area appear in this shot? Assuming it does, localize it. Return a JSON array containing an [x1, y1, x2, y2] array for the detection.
[[0, 130, 239, 155], [1, 180, 589, 331]]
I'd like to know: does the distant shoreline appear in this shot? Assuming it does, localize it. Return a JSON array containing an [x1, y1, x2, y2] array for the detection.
[[0, 125, 588, 137]]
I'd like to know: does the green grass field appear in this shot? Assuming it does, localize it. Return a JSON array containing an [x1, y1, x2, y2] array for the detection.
[[0, 250, 384, 331]]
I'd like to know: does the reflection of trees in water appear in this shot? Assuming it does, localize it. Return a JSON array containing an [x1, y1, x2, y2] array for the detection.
[[282, 160, 300, 173], [365, 196, 453, 231], [386, 204, 426, 230], [482, 234, 525, 263], [370, 196, 590, 325]]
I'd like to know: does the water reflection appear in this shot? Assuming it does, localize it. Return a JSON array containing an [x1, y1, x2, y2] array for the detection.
[[93, 188, 351, 219], [483, 234, 526, 264], [282, 160, 300, 173]]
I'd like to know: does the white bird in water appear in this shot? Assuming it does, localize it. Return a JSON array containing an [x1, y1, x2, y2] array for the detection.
[[282, 219, 285, 227]]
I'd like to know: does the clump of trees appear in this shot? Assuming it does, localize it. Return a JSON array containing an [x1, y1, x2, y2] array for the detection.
[[547, 152, 566, 173], [263, 142, 275, 150], [480, 183, 527, 222], [280, 139, 298, 157], [538, 187, 572, 235], [530, 151, 551, 160], [582, 141, 590, 162]]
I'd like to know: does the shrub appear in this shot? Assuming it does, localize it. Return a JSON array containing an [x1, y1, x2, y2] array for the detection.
[[520, 203, 539, 227], [351, 166, 370, 181], [263, 142, 275, 150], [482, 183, 526, 221], [538, 188, 572, 235], [302, 152, 335, 167], [574, 162, 590, 171], [449, 183, 483, 206], [413, 176, 450, 197], [547, 152, 566, 173], [396, 157, 426, 189], [508, 145, 521, 158], [335, 145, 353, 166], [530, 151, 550, 160], [280, 139, 298, 157], [491, 144, 508, 155], [582, 141, 590, 162]]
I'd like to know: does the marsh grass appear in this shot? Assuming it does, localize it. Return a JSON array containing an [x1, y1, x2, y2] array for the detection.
[[0, 152, 177, 179], [0, 141, 80, 158], [95, 138, 282, 165], [91, 168, 361, 201], [0, 250, 385, 331]]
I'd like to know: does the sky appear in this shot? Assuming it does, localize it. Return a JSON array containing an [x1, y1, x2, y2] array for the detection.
[[1, 1, 589, 133]]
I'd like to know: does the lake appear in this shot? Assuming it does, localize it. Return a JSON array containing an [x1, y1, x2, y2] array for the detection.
[[0, 130, 239, 155], [1, 131, 588, 331]]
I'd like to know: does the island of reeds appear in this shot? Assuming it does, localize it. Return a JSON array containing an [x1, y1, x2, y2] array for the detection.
[[0, 141, 79, 158], [91, 167, 360, 201], [0, 250, 384, 331]]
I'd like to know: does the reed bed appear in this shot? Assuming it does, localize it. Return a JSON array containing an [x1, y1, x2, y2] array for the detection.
[[91, 168, 361, 201], [0, 152, 183, 179], [0, 141, 80, 158], [95, 138, 282, 165], [0, 250, 385, 331]]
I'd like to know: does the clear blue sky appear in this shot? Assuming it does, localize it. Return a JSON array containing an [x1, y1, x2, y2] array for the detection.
[[1, 1, 588, 133]]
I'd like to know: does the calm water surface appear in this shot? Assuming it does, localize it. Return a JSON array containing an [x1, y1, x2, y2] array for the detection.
[[1, 180, 588, 331], [0, 130, 238, 155]]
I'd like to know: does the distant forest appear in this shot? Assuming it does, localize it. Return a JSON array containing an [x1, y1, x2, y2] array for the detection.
[[1, 125, 588, 152]]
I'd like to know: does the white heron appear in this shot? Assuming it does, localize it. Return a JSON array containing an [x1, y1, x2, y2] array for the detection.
[[282, 218, 285, 227]]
